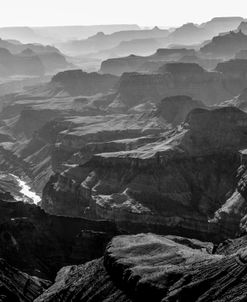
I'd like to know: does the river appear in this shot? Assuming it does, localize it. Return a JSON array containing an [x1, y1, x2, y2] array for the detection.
[[10, 174, 41, 205]]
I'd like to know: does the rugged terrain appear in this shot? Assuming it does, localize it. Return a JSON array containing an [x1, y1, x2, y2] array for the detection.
[[1, 16, 247, 302], [0, 200, 117, 280], [40, 106, 247, 243], [35, 233, 247, 302]]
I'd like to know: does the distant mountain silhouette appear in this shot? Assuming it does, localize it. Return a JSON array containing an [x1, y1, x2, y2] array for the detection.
[[0, 25, 140, 44], [201, 17, 244, 34], [57, 27, 169, 56], [0, 47, 44, 76], [200, 30, 247, 57], [0, 39, 71, 76]]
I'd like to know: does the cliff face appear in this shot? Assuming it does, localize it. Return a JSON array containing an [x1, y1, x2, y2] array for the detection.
[[35, 233, 247, 302], [42, 107, 247, 242]]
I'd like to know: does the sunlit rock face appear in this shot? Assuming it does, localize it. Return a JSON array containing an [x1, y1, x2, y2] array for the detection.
[[35, 233, 247, 302], [41, 107, 247, 241]]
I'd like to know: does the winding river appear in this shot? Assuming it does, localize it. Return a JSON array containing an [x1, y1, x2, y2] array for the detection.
[[10, 174, 41, 205]]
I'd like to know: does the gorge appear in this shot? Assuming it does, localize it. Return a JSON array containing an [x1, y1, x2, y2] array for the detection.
[[0, 12, 247, 302]]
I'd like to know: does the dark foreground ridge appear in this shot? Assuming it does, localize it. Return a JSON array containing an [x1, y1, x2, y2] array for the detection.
[[35, 233, 247, 302], [0, 200, 117, 280]]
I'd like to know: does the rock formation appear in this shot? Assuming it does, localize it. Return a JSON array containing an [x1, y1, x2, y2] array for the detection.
[[2, 16, 247, 302], [0, 258, 50, 302], [35, 233, 247, 302], [41, 107, 247, 241]]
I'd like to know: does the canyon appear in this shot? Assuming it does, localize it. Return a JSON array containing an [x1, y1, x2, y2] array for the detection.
[[0, 15, 247, 302]]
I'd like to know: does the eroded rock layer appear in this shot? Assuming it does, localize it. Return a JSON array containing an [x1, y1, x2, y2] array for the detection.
[[42, 107, 247, 242]]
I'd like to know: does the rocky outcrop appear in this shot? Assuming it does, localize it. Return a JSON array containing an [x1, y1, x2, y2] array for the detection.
[[0, 258, 50, 302], [35, 233, 247, 302], [35, 258, 130, 302]]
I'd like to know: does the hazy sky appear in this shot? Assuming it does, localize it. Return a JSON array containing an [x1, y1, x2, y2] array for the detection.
[[2, 0, 247, 27]]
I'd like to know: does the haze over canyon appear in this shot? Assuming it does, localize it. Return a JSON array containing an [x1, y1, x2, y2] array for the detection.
[[1, 2, 247, 301]]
